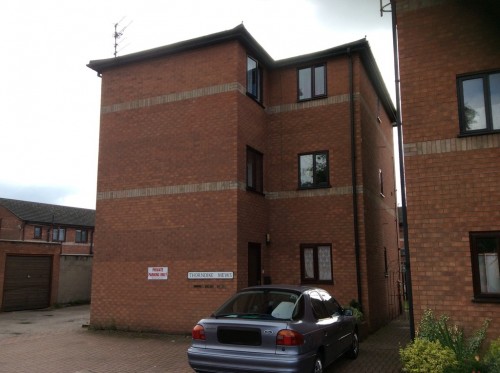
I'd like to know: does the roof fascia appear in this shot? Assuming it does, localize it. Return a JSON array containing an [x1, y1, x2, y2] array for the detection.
[[87, 28, 395, 121], [87, 24, 274, 74]]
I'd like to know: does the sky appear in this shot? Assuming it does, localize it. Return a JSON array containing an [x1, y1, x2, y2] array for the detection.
[[0, 0, 396, 209]]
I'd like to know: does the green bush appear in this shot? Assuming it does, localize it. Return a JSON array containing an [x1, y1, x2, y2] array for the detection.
[[400, 309, 491, 372], [400, 338, 458, 373], [416, 309, 490, 371], [484, 337, 500, 372], [345, 299, 364, 322]]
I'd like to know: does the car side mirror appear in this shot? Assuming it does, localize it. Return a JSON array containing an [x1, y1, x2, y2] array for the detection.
[[344, 308, 353, 317]]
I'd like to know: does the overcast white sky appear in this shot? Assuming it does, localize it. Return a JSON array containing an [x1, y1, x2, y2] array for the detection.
[[0, 0, 395, 209]]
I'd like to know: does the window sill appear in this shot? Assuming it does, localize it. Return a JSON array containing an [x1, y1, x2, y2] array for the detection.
[[246, 187, 265, 196], [301, 280, 334, 285], [471, 297, 500, 304], [298, 185, 332, 191], [297, 95, 328, 103], [458, 129, 500, 138]]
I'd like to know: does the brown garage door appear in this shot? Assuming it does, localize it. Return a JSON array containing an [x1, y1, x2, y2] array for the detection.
[[2, 255, 52, 311]]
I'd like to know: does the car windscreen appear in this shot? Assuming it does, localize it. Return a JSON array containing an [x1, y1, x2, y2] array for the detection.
[[214, 289, 303, 320]]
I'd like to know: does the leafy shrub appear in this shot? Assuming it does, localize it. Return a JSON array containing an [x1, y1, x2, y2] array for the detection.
[[345, 299, 364, 322], [416, 309, 490, 370], [400, 338, 458, 373], [484, 337, 500, 372], [400, 309, 491, 372]]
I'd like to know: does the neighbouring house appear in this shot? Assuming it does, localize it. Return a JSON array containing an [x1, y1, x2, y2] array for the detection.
[[0, 197, 95, 311], [87, 24, 400, 334], [396, 0, 500, 339]]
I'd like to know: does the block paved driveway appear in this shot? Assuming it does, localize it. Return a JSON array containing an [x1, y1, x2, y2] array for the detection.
[[0, 305, 410, 372]]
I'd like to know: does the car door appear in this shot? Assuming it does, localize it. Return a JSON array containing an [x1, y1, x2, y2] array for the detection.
[[319, 291, 351, 360], [309, 291, 338, 366]]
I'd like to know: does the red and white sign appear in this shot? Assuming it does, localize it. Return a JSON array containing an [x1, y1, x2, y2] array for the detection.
[[148, 267, 168, 280]]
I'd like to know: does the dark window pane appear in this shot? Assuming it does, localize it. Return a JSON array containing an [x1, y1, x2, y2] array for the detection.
[[490, 73, 500, 130], [247, 159, 254, 188], [247, 56, 261, 101], [246, 147, 263, 193], [315, 153, 328, 186], [314, 66, 325, 96], [462, 78, 487, 130], [298, 68, 312, 100]]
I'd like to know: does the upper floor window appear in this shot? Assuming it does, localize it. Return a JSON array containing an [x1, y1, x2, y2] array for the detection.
[[301, 244, 333, 284], [298, 151, 329, 189], [52, 228, 65, 242], [247, 56, 262, 102], [246, 146, 263, 193], [470, 231, 500, 301], [298, 64, 326, 101], [34, 226, 42, 239], [76, 229, 88, 243], [458, 71, 500, 135]]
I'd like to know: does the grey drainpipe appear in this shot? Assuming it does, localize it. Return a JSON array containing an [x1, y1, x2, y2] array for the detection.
[[348, 48, 363, 312], [390, 0, 415, 339]]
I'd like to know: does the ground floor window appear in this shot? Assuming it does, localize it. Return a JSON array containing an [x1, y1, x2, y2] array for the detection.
[[470, 231, 500, 301], [300, 244, 333, 284]]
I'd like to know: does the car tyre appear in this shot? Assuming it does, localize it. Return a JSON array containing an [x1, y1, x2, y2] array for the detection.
[[346, 330, 359, 359], [312, 353, 323, 373]]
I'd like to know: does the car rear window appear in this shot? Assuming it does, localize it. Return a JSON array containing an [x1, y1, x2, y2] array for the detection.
[[214, 290, 303, 320]]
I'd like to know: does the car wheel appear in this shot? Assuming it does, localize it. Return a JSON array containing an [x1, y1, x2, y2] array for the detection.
[[312, 353, 323, 373], [346, 330, 359, 359]]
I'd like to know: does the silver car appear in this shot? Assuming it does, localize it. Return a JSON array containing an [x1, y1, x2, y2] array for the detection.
[[187, 285, 359, 373]]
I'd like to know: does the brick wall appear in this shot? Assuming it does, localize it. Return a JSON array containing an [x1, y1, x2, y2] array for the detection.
[[398, 0, 500, 339], [91, 36, 400, 333]]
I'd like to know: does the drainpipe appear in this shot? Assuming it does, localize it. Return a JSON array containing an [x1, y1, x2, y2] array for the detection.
[[390, 0, 415, 339], [348, 48, 363, 312]]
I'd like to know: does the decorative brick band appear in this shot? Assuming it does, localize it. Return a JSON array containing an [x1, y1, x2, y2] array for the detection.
[[265, 93, 353, 115], [97, 181, 245, 200], [266, 185, 362, 200], [101, 85, 355, 115], [97, 182, 363, 201], [404, 133, 500, 157], [101, 82, 246, 114]]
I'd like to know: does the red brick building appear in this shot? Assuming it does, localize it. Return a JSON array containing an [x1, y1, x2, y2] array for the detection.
[[396, 0, 500, 338], [87, 25, 400, 333], [0, 198, 95, 310]]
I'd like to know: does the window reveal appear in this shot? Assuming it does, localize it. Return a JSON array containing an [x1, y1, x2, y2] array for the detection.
[[298, 64, 326, 101], [247, 56, 263, 102], [470, 232, 500, 300], [301, 244, 333, 284], [458, 71, 500, 134], [299, 151, 329, 189], [246, 146, 263, 193]]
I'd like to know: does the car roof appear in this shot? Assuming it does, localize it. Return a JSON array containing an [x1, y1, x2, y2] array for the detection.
[[239, 284, 326, 293]]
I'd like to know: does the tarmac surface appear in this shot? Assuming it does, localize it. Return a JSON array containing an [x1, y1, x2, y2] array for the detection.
[[0, 305, 410, 372]]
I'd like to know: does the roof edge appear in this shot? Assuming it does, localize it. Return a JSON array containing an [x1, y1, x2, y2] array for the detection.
[[87, 24, 274, 74]]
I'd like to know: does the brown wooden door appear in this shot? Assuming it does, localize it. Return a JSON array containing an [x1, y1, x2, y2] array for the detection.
[[2, 255, 52, 311]]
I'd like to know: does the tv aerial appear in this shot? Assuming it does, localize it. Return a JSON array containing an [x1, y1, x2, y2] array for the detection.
[[114, 17, 132, 57]]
